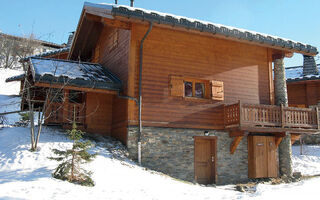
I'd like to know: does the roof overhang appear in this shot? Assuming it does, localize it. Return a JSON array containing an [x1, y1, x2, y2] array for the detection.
[[26, 57, 122, 92], [69, 2, 318, 60]]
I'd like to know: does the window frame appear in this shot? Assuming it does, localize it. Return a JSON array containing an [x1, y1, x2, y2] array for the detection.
[[183, 78, 209, 99]]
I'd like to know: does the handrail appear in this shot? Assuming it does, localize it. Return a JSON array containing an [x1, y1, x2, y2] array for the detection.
[[224, 102, 319, 130]]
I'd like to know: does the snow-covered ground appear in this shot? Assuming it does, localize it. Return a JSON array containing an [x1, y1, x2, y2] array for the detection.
[[0, 68, 24, 124], [1, 69, 320, 200]]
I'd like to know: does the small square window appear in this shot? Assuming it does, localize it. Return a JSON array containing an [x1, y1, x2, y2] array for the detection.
[[184, 81, 193, 97], [195, 82, 205, 98]]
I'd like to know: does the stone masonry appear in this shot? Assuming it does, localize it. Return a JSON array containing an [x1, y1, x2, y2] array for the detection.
[[127, 126, 248, 185], [274, 57, 293, 177]]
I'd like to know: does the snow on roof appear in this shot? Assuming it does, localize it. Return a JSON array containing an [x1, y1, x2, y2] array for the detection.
[[5, 74, 25, 83], [83, 2, 317, 55], [286, 64, 320, 82], [29, 57, 122, 90]]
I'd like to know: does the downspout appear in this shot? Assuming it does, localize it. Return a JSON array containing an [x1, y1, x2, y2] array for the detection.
[[138, 22, 153, 165]]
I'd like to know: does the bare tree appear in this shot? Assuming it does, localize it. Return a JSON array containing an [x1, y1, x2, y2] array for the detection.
[[23, 60, 99, 151], [0, 33, 40, 69]]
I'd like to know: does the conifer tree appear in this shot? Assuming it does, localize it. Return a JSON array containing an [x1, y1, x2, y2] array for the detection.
[[50, 120, 96, 186]]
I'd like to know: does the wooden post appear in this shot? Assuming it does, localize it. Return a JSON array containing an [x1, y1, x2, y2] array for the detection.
[[316, 107, 320, 130], [300, 135, 303, 155], [238, 100, 242, 125]]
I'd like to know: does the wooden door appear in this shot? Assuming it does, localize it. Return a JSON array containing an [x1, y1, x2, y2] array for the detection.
[[266, 136, 278, 177], [248, 135, 278, 178], [194, 137, 217, 184]]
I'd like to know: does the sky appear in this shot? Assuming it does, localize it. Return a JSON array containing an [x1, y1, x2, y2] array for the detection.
[[0, 0, 319, 67]]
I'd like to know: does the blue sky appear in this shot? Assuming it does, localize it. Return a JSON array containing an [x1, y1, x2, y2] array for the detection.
[[1, 0, 319, 66]]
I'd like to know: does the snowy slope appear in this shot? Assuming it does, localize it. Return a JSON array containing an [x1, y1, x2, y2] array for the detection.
[[0, 68, 23, 96], [1, 127, 320, 199], [0, 68, 23, 124], [292, 145, 320, 175], [0, 127, 240, 200]]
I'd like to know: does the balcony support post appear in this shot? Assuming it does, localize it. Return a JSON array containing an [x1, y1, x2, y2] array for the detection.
[[273, 54, 293, 178], [316, 107, 320, 130]]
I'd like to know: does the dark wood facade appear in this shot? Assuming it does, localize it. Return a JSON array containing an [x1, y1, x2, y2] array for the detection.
[[288, 80, 320, 108]]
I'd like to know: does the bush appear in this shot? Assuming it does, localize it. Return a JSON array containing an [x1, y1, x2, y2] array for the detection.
[[50, 123, 96, 186]]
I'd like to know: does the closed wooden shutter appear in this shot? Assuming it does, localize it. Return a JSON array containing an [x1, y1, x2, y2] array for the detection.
[[211, 80, 224, 101], [170, 76, 184, 97]]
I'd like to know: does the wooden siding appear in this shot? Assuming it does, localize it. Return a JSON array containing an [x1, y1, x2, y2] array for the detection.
[[95, 25, 131, 144], [288, 81, 320, 108], [96, 26, 131, 93], [128, 24, 271, 129], [86, 92, 113, 135], [111, 96, 128, 145]]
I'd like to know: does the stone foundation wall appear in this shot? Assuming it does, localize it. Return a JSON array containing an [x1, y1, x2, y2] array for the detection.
[[127, 126, 248, 184]]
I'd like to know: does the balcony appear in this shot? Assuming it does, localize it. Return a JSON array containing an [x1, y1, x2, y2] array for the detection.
[[224, 101, 320, 133]]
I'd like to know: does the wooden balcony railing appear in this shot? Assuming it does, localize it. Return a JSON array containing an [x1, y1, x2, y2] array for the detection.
[[224, 101, 320, 132]]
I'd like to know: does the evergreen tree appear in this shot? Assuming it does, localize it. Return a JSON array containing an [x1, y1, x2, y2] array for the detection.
[[50, 122, 96, 186]]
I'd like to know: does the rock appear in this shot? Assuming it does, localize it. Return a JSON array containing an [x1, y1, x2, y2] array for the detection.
[[293, 172, 302, 179], [236, 185, 245, 192]]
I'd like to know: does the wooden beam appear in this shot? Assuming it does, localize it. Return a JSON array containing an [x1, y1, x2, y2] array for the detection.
[[230, 136, 243, 154], [34, 82, 118, 95], [229, 130, 245, 137], [291, 133, 301, 145], [275, 136, 283, 148], [285, 52, 294, 58], [239, 126, 319, 134], [103, 18, 131, 30], [85, 13, 102, 23]]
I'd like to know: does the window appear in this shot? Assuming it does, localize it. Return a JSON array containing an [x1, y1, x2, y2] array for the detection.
[[184, 81, 205, 98], [195, 82, 205, 98], [184, 81, 193, 97], [170, 75, 224, 101]]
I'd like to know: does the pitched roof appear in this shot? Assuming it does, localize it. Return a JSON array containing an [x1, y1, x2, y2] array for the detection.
[[28, 57, 122, 91], [286, 64, 320, 82], [83, 2, 318, 55], [5, 74, 25, 83], [0, 32, 64, 49], [20, 47, 70, 62]]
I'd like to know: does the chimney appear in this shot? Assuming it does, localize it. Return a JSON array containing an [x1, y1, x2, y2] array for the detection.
[[67, 31, 75, 47], [115, 0, 118, 4], [130, 0, 134, 7], [303, 55, 318, 76]]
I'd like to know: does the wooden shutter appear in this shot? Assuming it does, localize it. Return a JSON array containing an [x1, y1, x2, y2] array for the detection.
[[211, 80, 224, 101], [170, 76, 184, 97]]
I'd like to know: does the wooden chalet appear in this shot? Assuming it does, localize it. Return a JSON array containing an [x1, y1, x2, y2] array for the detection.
[[286, 56, 320, 108], [8, 2, 319, 185]]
